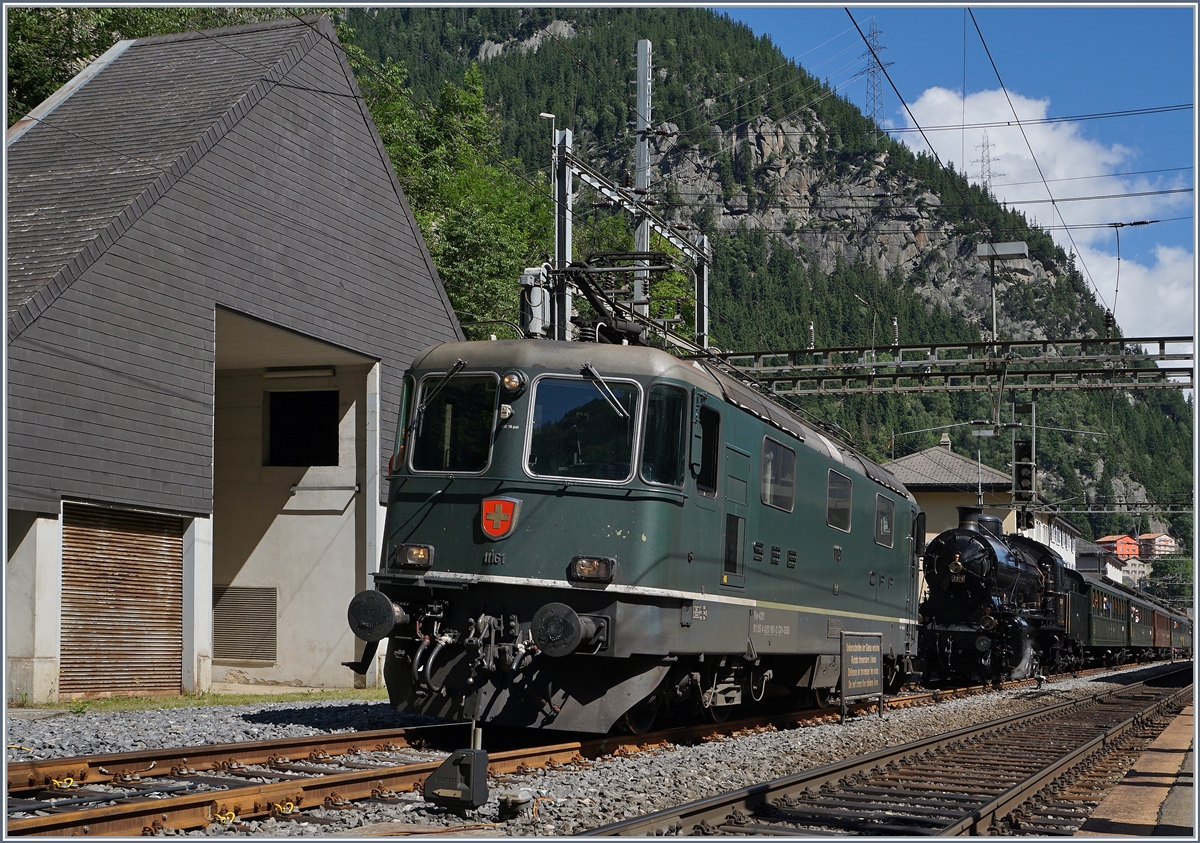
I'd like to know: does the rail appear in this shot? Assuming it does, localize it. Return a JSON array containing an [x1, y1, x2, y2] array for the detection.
[[582, 663, 1191, 836]]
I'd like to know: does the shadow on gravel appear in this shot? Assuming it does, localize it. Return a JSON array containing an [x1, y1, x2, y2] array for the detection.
[[1089, 663, 1192, 687], [239, 701, 441, 731]]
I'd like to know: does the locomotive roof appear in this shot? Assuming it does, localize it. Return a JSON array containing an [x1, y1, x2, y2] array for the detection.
[[410, 340, 913, 501]]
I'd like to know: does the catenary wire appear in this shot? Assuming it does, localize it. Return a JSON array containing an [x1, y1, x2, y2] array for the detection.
[[967, 8, 1105, 310]]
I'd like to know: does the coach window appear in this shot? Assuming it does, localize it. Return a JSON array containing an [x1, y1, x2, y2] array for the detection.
[[761, 437, 795, 511], [826, 470, 852, 532], [696, 405, 720, 497], [874, 494, 895, 547], [641, 385, 688, 487]]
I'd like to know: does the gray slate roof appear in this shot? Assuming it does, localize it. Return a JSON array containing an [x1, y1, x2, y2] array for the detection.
[[885, 442, 1011, 490], [6, 18, 325, 334]]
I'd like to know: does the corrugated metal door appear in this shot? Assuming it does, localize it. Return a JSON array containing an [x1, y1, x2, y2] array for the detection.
[[61, 503, 184, 696]]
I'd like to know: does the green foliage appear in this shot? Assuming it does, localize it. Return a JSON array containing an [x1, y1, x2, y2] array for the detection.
[[340, 34, 553, 339]]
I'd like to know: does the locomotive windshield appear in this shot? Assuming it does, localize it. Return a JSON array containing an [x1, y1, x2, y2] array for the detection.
[[528, 376, 638, 481], [410, 374, 498, 472]]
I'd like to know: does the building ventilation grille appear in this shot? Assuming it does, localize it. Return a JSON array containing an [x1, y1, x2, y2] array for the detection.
[[213, 586, 277, 663]]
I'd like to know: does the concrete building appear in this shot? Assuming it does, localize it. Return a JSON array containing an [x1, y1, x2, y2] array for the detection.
[[1076, 540, 1127, 583], [1096, 535, 1140, 560], [6, 17, 461, 702], [1137, 533, 1179, 560]]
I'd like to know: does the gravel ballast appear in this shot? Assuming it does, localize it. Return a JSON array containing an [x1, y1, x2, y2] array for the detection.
[[4, 665, 1174, 836]]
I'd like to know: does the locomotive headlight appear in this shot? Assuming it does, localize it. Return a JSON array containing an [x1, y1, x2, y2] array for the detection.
[[948, 557, 964, 574], [501, 371, 527, 396], [569, 556, 615, 582], [979, 614, 997, 631], [389, 543, 434, 569]]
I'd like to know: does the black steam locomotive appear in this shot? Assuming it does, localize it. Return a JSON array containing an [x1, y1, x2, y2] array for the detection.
[[920, 506, 1192, 685]]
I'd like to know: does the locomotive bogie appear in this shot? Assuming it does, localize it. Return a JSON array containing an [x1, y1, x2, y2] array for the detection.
[[348, 340, 921, 732]]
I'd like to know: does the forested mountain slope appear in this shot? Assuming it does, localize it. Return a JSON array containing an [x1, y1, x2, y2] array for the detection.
[[6, 7, 1190, 552], [346, 7, 1191, 552]]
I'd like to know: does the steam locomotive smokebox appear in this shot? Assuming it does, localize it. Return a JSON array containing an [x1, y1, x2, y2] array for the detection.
[[423, 749, 489, 811]]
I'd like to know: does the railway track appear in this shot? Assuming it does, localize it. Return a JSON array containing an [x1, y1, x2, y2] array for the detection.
[[582, 664, 1192, 836], [3, 664, 1175, 836]]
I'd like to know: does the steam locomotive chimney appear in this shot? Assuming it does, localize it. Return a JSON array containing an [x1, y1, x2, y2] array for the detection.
[[957, 505, 983, 532]]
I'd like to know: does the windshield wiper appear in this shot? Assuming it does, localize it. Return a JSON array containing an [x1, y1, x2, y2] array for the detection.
[[582, 362, 630, 419], [408, 358, 466, 437]]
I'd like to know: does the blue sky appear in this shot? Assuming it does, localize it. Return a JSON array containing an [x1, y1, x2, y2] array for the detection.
[[715, 4, 1196, 340]]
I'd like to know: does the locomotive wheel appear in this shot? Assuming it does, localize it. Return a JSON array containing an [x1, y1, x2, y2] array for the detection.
[[620, 693, 662, 735], [702, 701, 732, 723]]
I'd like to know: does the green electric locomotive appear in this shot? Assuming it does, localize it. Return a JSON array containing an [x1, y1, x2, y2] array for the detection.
[[346, 340, 922, 733]]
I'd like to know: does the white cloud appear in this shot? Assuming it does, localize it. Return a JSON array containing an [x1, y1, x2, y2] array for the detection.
[[895, 87, 1195, 340]]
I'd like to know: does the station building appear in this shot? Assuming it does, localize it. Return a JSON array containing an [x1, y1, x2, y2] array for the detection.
[[6, 17, 461, 702]]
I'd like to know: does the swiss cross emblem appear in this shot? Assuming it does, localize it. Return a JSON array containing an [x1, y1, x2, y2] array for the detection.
[[481, 497, 521, 541]]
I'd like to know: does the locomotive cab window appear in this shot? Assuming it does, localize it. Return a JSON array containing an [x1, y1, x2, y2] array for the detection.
[[760, 437, 795, 511], [874, 495, 895, 548], [527, 376, 639, 482], [410, 374, 498, 473], [641, 385, 687, 487], [696, 405, 720, 497], [826, 470, 852, 532]]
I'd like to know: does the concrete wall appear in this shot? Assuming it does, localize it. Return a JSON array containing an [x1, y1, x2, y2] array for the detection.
[[5, 510, 62, 704], [182, 516, 213, 693], [213, 365, 374, 687]]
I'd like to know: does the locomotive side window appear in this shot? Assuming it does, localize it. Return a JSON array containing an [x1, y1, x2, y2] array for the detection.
[[760, 437, 795, 511], [695, 405, 720, 497], [826, 470, 852, 532], [641, 385, 688, 487], [410, 374, 498, 473], [874, 494, 895, 547], [527, 377, 639, 482]]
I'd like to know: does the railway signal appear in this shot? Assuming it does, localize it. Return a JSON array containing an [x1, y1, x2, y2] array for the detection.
[[1013, 438, 1035, 503]]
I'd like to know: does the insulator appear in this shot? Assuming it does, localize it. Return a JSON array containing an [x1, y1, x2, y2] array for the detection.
[[891, 316, 899, 346], [808, 321, 815, 350]]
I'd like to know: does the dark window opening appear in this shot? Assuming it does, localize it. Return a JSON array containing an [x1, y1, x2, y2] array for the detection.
[[265, 390, 339, 466], [827, 469, 852, 532], [641, 385, 688, 487], [696, 406, 720, 496], [724, 513, 744, 576]]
